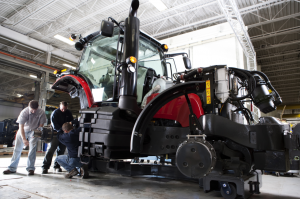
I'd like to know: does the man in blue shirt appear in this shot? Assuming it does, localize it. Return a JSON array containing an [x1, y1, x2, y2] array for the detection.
[[42, 101, 73, 174], [56, 122, 89, 178]]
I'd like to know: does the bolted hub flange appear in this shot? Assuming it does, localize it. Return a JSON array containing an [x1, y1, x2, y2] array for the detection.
[[176, 137, 216, 178]]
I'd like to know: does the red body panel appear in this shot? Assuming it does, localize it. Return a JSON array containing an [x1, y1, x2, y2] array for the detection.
[[146, 93, 204, 127], [54, 75, 94, 107]]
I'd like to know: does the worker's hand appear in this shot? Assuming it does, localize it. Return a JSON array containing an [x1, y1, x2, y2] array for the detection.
[[71, 119, 79, 128], [69, 122, 72, 125], [22, 138, 29, 147]]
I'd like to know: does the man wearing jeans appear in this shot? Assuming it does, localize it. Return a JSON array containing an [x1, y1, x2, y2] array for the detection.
[[42, 101, 73, 174], [3, 100, 46, 175], [56, 122, 88, 179]]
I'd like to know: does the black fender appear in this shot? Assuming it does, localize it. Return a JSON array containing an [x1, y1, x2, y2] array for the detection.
[[131, 81, 206, 153]]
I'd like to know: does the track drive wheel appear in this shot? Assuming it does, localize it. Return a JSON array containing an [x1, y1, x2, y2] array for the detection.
[[220, 183, 237, 199]]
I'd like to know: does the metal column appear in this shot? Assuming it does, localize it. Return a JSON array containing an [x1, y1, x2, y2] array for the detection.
[[39, 52, 51, 111]]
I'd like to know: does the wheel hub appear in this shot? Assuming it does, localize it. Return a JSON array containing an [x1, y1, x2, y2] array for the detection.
[[176, 137, 216, 178]]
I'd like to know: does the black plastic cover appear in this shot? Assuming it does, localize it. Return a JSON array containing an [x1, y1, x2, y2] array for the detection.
[[79, 106, 137, 159], [253, 151, 289, 172], [252, 75, 276, 114], [101, 20, 114, 37]]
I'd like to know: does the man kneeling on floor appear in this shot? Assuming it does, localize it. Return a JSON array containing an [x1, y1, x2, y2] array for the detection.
[[56, 122, 89, 179]]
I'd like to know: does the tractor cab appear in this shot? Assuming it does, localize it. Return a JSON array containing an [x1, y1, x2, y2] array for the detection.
[[52, 26, 176, 110], [78, 28, 169, 104]]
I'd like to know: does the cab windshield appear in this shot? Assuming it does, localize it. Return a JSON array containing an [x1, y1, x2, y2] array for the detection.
[[78, 29, 166, 102]]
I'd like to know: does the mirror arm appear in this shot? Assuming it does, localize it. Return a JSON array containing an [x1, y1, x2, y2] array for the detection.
[[164, 53, 188, 58]]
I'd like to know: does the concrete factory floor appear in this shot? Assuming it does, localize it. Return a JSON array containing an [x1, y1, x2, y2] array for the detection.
[[0, 154, 300, 199]]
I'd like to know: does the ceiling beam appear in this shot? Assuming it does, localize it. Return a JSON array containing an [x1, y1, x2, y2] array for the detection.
[[281, 97, 300, 100], [0, 59, 44, 74], [260, 58, 300, 67], [277, 89, 300, 94], [141, 1, 217, 28], [257, 49, 300, 60], [0, 26, 78, 63], [269, 77, 300, 83], [251, 27, 300, 42], [0, 52, 54, 73], [0, 82, 34, 92], [41, 0, 128, 38], [280, 93, 300, 97], [267, 71, 300, 78], [5, 0, 59, 26], [262, 64, 300, 72], [277, 92, 298, 97], [247, 12, 300, 28], [277, 85, 300, 90], [0, 35, 43, 53], [0, 68, 41, 81], [0, 76, 23, 86], [273, 82, 300, 88], [255, 39, 300, 52], [275, 86, 300, 91], [152, 0, 287, 38], [265, 69, 300, 77]]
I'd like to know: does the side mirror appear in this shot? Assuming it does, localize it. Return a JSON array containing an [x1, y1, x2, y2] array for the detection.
[[183, 56, 192, 69], [100, 20, 114, 37]]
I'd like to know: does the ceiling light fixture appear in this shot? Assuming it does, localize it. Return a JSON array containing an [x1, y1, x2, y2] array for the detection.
[[149, 0, 168, 11], [17, 94, 23, 97], [54, 35, 75, 45], [30, 75, 37, 78], [63, 64, 76, 70]]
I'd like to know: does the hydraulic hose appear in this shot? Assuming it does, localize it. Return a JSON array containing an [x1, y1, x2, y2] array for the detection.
[[177, 67, 203, 83]]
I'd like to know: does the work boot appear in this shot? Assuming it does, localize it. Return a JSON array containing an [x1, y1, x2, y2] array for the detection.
[[80, 165, 89, 179], [54, 167, 62, 172], [3, 169, 16, 174], [28, 170, 34, 175], [64, 168, 78, 179]]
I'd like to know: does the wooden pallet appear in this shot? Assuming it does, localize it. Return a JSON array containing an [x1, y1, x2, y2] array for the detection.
[[0, 151, 29, 156], [0, 148, 29, 156], [0, 144, 8, 149]]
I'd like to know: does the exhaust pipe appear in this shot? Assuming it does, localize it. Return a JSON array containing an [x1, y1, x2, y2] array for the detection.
[[118, 0, 140, 114], [129, 0, 139, 17]]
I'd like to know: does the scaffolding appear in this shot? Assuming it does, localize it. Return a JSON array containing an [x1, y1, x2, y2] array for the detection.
[[217, 0, 257, 71], [217, 0, 260, 123]]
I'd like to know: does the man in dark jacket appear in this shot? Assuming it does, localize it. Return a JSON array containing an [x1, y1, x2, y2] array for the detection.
[[56, 122, 89, 179], [42, 101, 73, 174]]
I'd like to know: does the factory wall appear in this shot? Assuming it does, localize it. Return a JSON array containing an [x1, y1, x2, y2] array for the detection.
[[0, 105, 22, 121], [160, 22, 246, 72]]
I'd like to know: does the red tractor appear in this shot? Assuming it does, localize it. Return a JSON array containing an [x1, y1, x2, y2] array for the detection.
[[51, 1, 300, 198]]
